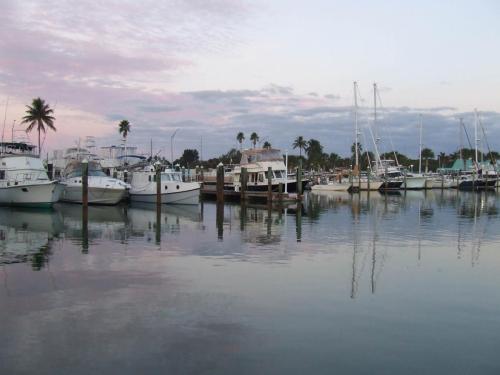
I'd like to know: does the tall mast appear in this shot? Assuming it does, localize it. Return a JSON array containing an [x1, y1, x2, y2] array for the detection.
[[373, 83, 378, 144], [474, 109, 479, 168], [459, 118, 464, 168], [354, 81, 359, 173], [419, 114, 423, 174]]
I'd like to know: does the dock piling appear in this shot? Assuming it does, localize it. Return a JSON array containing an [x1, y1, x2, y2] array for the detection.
[[267, 167, 273, 204], [82, 159, 88, 208], [241, 167, 247, 202], [216, 162, 224, 205]]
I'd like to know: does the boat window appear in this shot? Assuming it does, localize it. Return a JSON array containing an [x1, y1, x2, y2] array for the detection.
[[0, 170, 4, 180], [274, 170, 282, 178], [258, 173, 264, 182]]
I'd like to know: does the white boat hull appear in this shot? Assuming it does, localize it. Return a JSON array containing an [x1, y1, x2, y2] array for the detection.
[[404, 176, 427, 190], [311, 183, 351, 192], [0, 181, 58, 207], [357, 180, 384, 191], [60, 185, 126, 205], [130, 187, 200, 205]]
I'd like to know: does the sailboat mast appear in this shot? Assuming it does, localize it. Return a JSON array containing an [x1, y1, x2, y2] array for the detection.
[[354, 81, 359, 173], [459, 118, 464, 168], [474, 109, 479, 168], [373, 83, 377, 144], [419, 115, 423, 174]]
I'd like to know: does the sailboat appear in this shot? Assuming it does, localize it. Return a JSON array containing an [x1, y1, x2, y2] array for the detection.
[[458, 110, 496, 191]]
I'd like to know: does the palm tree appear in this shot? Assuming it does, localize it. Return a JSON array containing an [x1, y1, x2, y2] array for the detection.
[[250, 132, 259, 148], [421, 147, 435, 173], [292, 136, 307, 158], [236, 132, 245, 150], [21, 97, 56, 156], [118, 120, 131, 165], [263, 141, 271, 149]]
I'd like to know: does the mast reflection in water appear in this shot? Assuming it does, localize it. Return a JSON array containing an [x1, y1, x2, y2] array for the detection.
[[1, 190, 500, 374]]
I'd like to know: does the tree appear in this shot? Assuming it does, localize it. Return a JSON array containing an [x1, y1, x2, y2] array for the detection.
[[118, 119, 131, 165], [236, 132, 245, 150], [306, 139, 323, 169], [292, 136, 307, 157], [328, 152, 340, 170], [21, 97, 56, 156], [177, 149, 199, 168], [263, 141, 271, 149], [421, 148, 435, 172], [118, 119, 130, 139], [250, 132, 259, 148]]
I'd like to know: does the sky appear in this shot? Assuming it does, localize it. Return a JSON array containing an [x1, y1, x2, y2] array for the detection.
[[1, 0, 499, 160]]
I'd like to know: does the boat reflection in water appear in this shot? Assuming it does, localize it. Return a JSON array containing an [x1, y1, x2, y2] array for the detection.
[[0, 207, 62, 269]]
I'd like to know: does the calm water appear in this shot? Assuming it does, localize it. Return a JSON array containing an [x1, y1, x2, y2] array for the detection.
[[1, 191, 500, 374]]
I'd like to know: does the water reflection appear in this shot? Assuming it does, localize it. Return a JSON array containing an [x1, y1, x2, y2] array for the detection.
[[0, 208, 62, 269]]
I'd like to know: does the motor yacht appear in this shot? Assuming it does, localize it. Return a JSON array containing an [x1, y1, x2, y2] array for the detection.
[[129, 165, 200, 204], [0, 142, 59, 207]]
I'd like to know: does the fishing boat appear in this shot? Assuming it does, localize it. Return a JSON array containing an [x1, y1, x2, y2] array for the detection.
[[0, 142, 59, 207], [59, 160, 129, 204], [129, 164, 200, 204], [229, 148, 308, 193]]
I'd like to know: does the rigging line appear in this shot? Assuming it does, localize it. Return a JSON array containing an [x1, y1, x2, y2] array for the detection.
[[375, 89, 402, 165], [477, 116, 496, 165], [460, 120, 476, 168]]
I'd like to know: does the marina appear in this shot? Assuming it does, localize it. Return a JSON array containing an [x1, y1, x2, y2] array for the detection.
[[2, 1, 500, 373], [1, 190, 500, 374]]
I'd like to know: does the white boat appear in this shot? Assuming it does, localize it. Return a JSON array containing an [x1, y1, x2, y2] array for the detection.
[[312, 181, 351, 192], [0, 142, 59, 207], [129, 165, 200, 204], [404, 173, 427, 190], [227, 148, 307, 193], [59, 160, 129, 205]]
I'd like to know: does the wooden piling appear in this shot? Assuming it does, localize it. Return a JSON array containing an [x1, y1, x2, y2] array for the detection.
[[241, 167, 247, 202], [216, 163, 224, 205], [296, 160, 303, 196], [47, 163, 54, 180], [82, 159, 89, 252], [155, 163, 162, 207], [267, 166, 273, 204], [82, 159, 88, 208]]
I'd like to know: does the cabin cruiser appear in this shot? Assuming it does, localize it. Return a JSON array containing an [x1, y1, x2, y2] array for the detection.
[[374, 160, 429, 190], [231, 148, 308, 193], [0, 142, 59, 207], [129, 165, 200, 204], [59, 160, 129, 205]]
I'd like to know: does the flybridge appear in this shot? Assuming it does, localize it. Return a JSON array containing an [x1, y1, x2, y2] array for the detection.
[[0, 142, 37, 155]]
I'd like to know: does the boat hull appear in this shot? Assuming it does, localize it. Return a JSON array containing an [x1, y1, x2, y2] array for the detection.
[[0, 181, 58, 207], [380, 180, 403, 191], [404, 176, 427, 190], [60, 185, 126, 205], [130, 187, 200, 204], [458, 179, 496, 191], [311, 183, 351, 192]]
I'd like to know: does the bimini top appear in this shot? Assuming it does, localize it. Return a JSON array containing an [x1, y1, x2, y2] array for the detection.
[[240, 148, 283, 165]]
